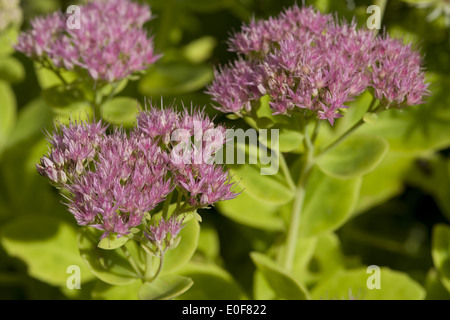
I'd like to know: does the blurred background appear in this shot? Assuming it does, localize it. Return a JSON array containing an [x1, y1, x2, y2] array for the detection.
[[0, 0, 449, 299]]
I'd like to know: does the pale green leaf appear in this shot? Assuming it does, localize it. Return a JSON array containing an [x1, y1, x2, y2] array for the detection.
[[250, 252, 309, 300], [431, 224, 450, 292], [311, 267, 425, 300], [0, 216, 95, 286], [139, 274, 194, 300], [176, 262, 247, 300], [299, 166, 361, 237], [77, 228, 141, 285], [317, 134, 389, 179]]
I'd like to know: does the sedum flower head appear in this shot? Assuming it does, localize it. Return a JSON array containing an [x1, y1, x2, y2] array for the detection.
[[37, 102, 238, 239], [206, 5, 430, 125], [145, 216, 185, 250], [16, 0, 159, 82]]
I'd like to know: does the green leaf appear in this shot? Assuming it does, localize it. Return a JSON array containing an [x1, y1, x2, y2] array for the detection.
[[34, 63, 78, 90], [0, 80, 16, 154], [160, 218, 200, 275], [250, 252, 309, 300], [40, 84, 92, 124], [216, 190, 284, 231], [41, 84, 86, 109], [182, 36, 217, 64], [0, 57, 25, 83], [317, 134, 389, 179], [138, 63, 213, 96], [98, 79, 129, 98], [92, 279, 141, 300], [431, 224, 450, 292], [255, 124, 303, 153], [102, 97, 140, 127], [77, 228, 142, 285], [293, 233, 346, 287], [229, 164, 294, 205], [176, 262, 247, 300], [0, 136, 64, 219], [5, 98, 52, 148], [299, 166, 361, 237], [0, 216, 95, 286], [425, 268, 450, 300], [311, 267, 425, 300], [0, 27, 18, 57], [98, 233, 130, 250], [196, 224, 220, 262], [139, 274, 194, 300], [356, 151, 415, 214]]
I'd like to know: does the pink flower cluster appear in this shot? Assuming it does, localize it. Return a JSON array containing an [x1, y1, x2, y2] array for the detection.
[[37, 103, 237, 239], [145, 216, 185, 250], [206, 5, 430, 125], [16, 0, 159, 82]]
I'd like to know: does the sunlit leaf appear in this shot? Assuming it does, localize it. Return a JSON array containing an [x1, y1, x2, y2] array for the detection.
[[311, 267, 425, 300], [431, 224, 450, 292], [138, 63, 213, 96], [176, 262, 247, 300], [139, 274, 193, 300], [77, 228, 141, 285], [299, 166, 361, 237], [250, 252, 309, 300], [0, 216, 95, 286], [317, 134, 389, 179]]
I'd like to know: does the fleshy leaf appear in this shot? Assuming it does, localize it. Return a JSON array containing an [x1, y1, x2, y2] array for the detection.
[[160, 218, 200, 275], [176, 262, 247, 300], [0, 57, 25, 83], [77, 228, 141, 285], [0, 81, 16, 155], [138, 274, 194, 300], [216, 189, 284, 231], [98, 233, 130, 250], [250, 252, 309, 300], [0, 216, 95, 286], [299, 166, 361, 237], [92, 279, 141, 300], [102, 97, 140, 127], [317, 134, 389, 179], [138, 63, 213, 96], [431, 224, 450, 292], [229, 164, 294, 205], [311, 267, 425, 300]]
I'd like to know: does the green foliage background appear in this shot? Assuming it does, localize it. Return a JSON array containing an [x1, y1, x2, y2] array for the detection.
[[0, 0, 449, 300]]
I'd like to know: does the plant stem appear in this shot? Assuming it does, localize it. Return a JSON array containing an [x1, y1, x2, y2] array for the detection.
[[147, 254, 165, 282], [41, 59, 69, 86], [144, 253, 153, 282], [316, 118, 366, 159], [279, 153, 296, 191], [316, 97, 381, 159], [311, 119, 321, 144], [280, 124, 314, 272], [121, 245, 144, 279], [162, 192, 173, 220]]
